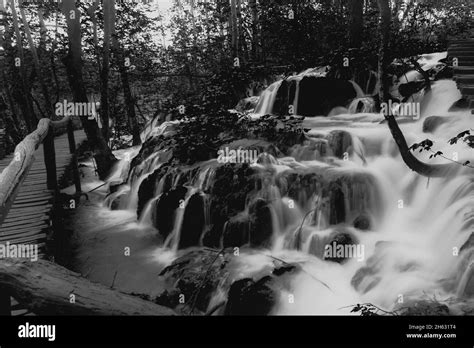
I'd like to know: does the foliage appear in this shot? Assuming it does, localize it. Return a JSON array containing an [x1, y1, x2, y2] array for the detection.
[[409, 130, 473, 168], [156, 108, 306, 166]]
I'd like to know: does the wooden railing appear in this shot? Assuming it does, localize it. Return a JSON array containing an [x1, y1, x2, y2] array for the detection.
[[0, 116, 82, 226]]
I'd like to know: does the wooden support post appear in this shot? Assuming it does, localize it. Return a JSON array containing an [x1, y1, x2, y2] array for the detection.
[[43, 126, 57, 192], [67, 119, 82, 194], [0, 286, 11, 316]]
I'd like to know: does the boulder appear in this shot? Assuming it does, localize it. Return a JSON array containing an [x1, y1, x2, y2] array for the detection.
[[396, 300, 451, 316], [224, 277, 275, 315], [248, 198, 274, 248], [260, 76, 357, 117], [204, 164, 258, 248], [235, 96, 260, 112], [156, 249, 232, 313], [295, 76, 356, 116], [326, 130, 353, 158], [461, 232, 474, 253], [323, 229, 360, 264], [422, 116, 450, 133], [153, 186, 188, 238], [448, 98, 469, 112], [353, 213, 372, 231], [224, 264, 300, 315], [179, 192, 206, 249], [137, 164, 171, 217], [222, 213, 250, 248]]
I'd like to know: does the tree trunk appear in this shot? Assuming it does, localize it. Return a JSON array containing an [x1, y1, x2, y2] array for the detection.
[[19, 2, 53, 117], [110, 0, 141, 146], [60, 0, 116, 179], [100, 0, 114, 141], [37, 8, 48, 49], [10, 0, 36, 132], [377, 0, 452, 178], [249, 0, 259, 61], [377, 0, 391, 106], [349, 0, 364, 48], [0, 0, 20, 140], [115, 47, 141, 146], [0, 258, 176, 315], [236, 0, 247, 63], [230, 0, 239, 59]]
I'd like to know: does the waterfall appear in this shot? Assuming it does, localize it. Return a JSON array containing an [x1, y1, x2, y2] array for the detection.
[[254, 80, 283, 115], [89, 72, 474, 315]]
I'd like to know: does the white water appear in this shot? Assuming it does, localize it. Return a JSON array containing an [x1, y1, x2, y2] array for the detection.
[[71, 75, 474, 315]]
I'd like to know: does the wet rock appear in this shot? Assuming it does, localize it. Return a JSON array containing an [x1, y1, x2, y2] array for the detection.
[[289, 138, 329, 161], [296, 77, 357, 116], [323, 229, 360, 264], [179, 193, 206, 249], [224, 264, 300, 315], [204, 164, 258, 248], [351, 242, 393, 292], [398, 81, 425, 99], [433, 64, 453, 80], [280, 172, 325, 207], [222, 214, 250, 248], [224, 277, 275, 315], [396, 300, 451, 316], [351, 266, 381, 293], [449, 98, 469, 112], [109, 182, 124, 194], [272, 79, 290, 116], [248, 198, 274, 248], [222, 139, 283, 159], [262, 76, 356, 117], [153, 186, 188, 238], [461, 233, 474, 253], [353, 213, 372, 231], [460, 263, 474, 298], [235, 96, 260, 112], [137, 164, 171, 217], [326, 130, 353, 158], [328, 171, 383, 226], [328, 181, 346, 225], [422, 116, 450, 133], [129, 136, 172, 175], [110, 195, 124, 211], [156, 249, 232, 313]]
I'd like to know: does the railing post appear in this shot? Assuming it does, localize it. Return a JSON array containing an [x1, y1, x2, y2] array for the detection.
[[67, 118, 82, 194], [43, 124, 57, 192], [0, 286, 11, 316]]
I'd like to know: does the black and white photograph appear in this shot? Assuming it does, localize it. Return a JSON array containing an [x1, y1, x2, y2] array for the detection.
[[0, 0, 473, 345]]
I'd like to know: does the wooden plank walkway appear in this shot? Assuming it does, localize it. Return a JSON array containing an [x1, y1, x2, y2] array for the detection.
[[0, 129, 86, 316], [0, 130, 86, 254]]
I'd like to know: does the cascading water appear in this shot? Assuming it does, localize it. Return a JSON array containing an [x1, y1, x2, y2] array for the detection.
[[72, 67, 474, 314]]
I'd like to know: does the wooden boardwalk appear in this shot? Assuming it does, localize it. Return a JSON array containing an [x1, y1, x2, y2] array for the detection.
[[0, 130, 86, 256], [449, 27, 474, 113], [0, 129, 86, 316]]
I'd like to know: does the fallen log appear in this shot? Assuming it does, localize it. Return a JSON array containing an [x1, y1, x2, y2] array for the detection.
[[0, 258, 176, 315]]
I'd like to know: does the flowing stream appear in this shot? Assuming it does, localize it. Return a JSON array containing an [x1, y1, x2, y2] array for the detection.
[[69, 72, 474, 315]]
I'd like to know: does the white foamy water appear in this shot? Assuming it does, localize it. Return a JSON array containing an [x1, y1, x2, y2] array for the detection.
[[71, 76, 474, 315]]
